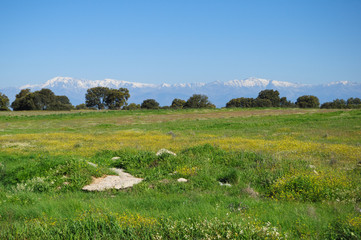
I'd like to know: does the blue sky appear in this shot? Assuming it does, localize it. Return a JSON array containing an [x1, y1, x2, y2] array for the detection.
[[1, 0, 361, 87]]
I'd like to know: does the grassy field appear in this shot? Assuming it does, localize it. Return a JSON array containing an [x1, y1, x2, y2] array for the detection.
[[0, 108, 360, 239]]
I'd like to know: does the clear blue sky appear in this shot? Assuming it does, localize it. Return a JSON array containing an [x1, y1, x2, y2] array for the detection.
[[1, 0, 361, 87]]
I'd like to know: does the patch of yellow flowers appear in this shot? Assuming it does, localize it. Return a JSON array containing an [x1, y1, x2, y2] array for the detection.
[[0, 130, 360, 164]]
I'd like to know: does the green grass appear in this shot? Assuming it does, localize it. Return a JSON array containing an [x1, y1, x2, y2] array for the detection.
[[0, 108, 361, 239]]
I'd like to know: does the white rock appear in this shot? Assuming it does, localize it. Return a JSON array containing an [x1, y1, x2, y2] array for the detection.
[[111, 157, 120, 160], [82, 168, 143, 191], [87, 161, 98, 167], [177, 178, 188, 183], [156, 149, 176, 156], [219, 182, 232, 187]]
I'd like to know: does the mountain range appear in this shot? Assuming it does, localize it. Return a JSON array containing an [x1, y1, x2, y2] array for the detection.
[[1, 77, 361, 108]]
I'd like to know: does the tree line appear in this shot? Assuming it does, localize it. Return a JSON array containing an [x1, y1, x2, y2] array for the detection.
[[0, 87, 360, 111]]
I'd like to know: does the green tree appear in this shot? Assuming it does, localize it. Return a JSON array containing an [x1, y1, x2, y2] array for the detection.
[[170, 98, 186, 109], [123, 103, 140, 110], [0, 92, 10, 111], [11, 89, 73, 111], [257, 89, 280, 107], [184, 94, 214, 108], [254, 98, 272, 107], [280, 97, 295, 108], [347, 97, 361, 108], [141, 99, 160, 109], [85, 87, 109, 110], [85, 87, 130, 110], [226, 97, 255, 108], [104, 88, 130, 110], [75, 104, 88, 110], [48, 95, 73, 110], [321, 99, 347, 109], [34, 88, 56, 110], [11, 89, 31, 110], [296, 95, 320, 108]]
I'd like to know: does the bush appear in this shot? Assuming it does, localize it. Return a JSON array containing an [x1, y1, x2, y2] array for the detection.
[[141, 99, 160, 109], [268, 171, 356, 202], [296, 95, 320, 108], [217, 168, 239, 184]]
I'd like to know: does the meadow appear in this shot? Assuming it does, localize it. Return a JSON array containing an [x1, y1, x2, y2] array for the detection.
[[0, 108, 360, 239]]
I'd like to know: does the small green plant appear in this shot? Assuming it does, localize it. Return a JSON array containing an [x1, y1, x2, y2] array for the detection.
[[217, 168, 239, 184]]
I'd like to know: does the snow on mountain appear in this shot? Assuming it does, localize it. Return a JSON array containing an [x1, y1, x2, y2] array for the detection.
[[2, 77, 361, 108]]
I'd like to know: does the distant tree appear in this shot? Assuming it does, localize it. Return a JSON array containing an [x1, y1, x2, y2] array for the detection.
[[11, 89, 31, 110], [34, 88, 56, 110], [85, 87, 130, 110], [85, 87, 109, 110], [141, 99, 160, 109], [56, 95, 72, 105], [257, 89, 280, 107], [11, 88, 73, 111], [254, 98, 272, 107], [321, 99, 347, 109], [184, 94, 214, 108], [170, 98, 186, 109], [123, 103, 140, 110], [296, 95, 320, 108], [0, 92, 10, 111], [347, 97, 361, 108], [75, 104, 88, 110], [226, 97, 255, 108], [280, 97, 295, 108], [104, 88, 130, 110], [48, 95, 73, 110]]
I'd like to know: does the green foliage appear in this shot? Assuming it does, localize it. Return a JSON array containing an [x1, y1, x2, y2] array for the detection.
[[123, 103, 141, 110], [280, 97, 295, 107], [257, 89, 280, 107], [324, 217, 361, 240], [321, 98, 361, 109], [105, 88, 130, 110], [170, 98, 186, 109], [254, 98, 272, 107], [226, 97, 255, 108], [85, 87, 129, 110], [141, 99, 160, 109], [0, 92, 10, 111], [347, 97, 361, 108], [11, 89, 73, 111], [217, 168, 239, 184], [75, 103, 88, 110], [85, 87, 108, 109], [0, 154, 110, 192], [268, 171, 358, 202], [184, 94, 215, 108], [296, 95, 320, 108], [226, 89, 290, 108]]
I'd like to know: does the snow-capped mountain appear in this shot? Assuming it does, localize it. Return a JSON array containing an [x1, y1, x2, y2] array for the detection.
[[1, 77, 361, 108]]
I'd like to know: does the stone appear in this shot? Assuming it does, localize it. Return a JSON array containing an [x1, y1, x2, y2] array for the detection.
[[156, 148, 176, 156], [177, 178, 188, 183], [82, 168, 143, 191], [111, 157, 121, 160], [87, 161, 97, 167], [219, 182, 232, 187]]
